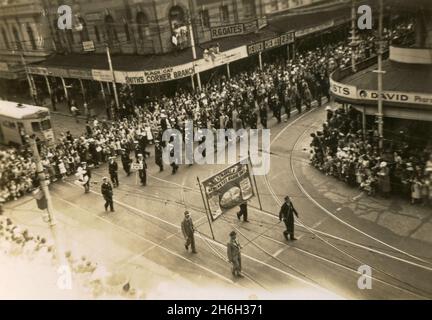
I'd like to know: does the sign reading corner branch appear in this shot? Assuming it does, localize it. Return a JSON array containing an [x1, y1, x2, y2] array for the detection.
[[115, 62, 195, 85]]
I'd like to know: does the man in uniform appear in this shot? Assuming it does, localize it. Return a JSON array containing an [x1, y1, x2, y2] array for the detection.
[[108, 156, 119, 187], [154, 140, 164, 172], [120, 149, 131, 176], [101, 177, 114, 212], [227, 231, 242, 277], [279, 196, 299, 241], [236, 201, 249, 222], [136, 154, 147, 186], [81, 162, 91, 193], [181, 211, 197, 253]]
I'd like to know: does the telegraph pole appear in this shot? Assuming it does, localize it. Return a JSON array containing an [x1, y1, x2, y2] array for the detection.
[[349, 0, 358, 73], [106, 44, 119, 118], [376, 0, 385, 150], [188, 13, 202, 91], [20, 52, 38, 105], [28, 136, 65, 265]]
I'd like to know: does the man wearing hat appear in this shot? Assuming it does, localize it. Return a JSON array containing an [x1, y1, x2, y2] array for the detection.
[[120, 149, 132, 176], [136, 154, 147, 186], [108, 156, 119, 187], [181, 211, 197, 253], [154, 140, 164, 172], [80, 162, 91, 194], [236, 201, 249, 222], [227, 231, 242, 277], [279, 196, 299, 241], [101, 177, 114, 212]]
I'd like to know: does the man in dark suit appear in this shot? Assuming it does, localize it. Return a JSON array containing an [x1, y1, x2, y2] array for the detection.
[[279, 196, 299, 241], [227, 231, 242, 277], [181, 211, 197, 253], [108, 157, 119, 187], [236, 202, 249, 222], [136, 154, 147, 186], [120, 149, 131, 176], [101, 177, 114, 212]]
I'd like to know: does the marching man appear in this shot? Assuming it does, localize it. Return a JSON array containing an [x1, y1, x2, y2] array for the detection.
[[101, 177, 114, 212], [227, 231, 242, 277], [181, 211, 197, 254], [136, 154, 147, 186], [279, 196, 299, 241]]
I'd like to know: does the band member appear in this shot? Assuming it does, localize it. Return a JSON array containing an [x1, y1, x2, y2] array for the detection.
[[108, 157, 119, 187], [181, 211, 197, 254], [279, 196, 299, 241], [120, 149, 131, 176], [236, 202, 249, 222], [76, 162, 91, 194], [154, 140, 164, 172], [101, 177, 114, 212], [168, 135, 179, 175], [227, 231, 242, 277], [136, 154, 147, 186]]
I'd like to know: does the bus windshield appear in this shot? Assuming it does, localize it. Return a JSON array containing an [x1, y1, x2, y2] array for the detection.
[[41, 119, 52, 130]]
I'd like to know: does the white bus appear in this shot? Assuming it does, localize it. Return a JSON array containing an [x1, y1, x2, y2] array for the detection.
[[0, 100, 54, 146]]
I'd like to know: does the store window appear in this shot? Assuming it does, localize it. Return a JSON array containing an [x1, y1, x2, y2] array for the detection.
[[136, 11, 150, 41], [200, 9, 210, 28], [220, 5, 229, 23]]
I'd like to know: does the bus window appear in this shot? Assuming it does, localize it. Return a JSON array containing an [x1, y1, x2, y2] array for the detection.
[[31, 122, 41, 132], [2, 120, 16, 129], [41, 119, 52, 130]]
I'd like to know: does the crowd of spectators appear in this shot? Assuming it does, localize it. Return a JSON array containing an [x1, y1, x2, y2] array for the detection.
[[310, 107, 432, 205], [0, 21, 416, 204]]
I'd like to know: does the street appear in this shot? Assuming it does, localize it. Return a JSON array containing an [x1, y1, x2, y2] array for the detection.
[[4, 104, 431, 299]]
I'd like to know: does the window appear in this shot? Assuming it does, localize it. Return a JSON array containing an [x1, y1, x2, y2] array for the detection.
[[78, 17, 89, 42], [220, 5, 229, 23], [94, 26, 100, 42], [26, 24, 37, 49], [270, 0, 279, 12], [1, 27, 9, 49], [200, 9, 210, 28], [169, 6, 185, 31], [31, 122, 41, 132], [12, 26, 21, 50], [242, 0, 256, 19], [105, 14, 118, 44], [136, 11, 150, 41], [2, 120, 16, 129], [124, 22, 130, 41], [41, 119, 51, 130]]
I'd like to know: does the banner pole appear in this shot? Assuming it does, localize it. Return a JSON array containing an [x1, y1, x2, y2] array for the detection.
[[197, 177, 215, 240], [248, 153, 263, 211]]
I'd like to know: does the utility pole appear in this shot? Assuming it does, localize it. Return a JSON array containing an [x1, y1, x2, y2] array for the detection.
[[375, 0, 385, 151], [28, 135, 65, 265], [188, 12, 201, 91], [20, 52, 38, 105], [349, 0, 358, 73], [106, 44, 119, 118]]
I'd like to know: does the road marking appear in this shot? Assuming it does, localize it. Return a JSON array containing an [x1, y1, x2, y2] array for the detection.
[[63, 180, 339, 297], [288, 118, 432, 267], [272, 247, 286, 258], [53, 194, 239, 287]]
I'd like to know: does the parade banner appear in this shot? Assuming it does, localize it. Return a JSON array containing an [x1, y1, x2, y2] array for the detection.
[[202, 161, 254, 221], [115, 62, 195, 85]]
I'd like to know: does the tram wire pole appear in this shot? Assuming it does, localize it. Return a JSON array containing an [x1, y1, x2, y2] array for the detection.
[[28, 135, 66, 266], [197, 177, 215, 240], [375, 0, 385, 151], [106, 44, 119, 120]]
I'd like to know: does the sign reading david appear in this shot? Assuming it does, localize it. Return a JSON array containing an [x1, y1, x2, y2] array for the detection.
[[202, 161, 255, 221]]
